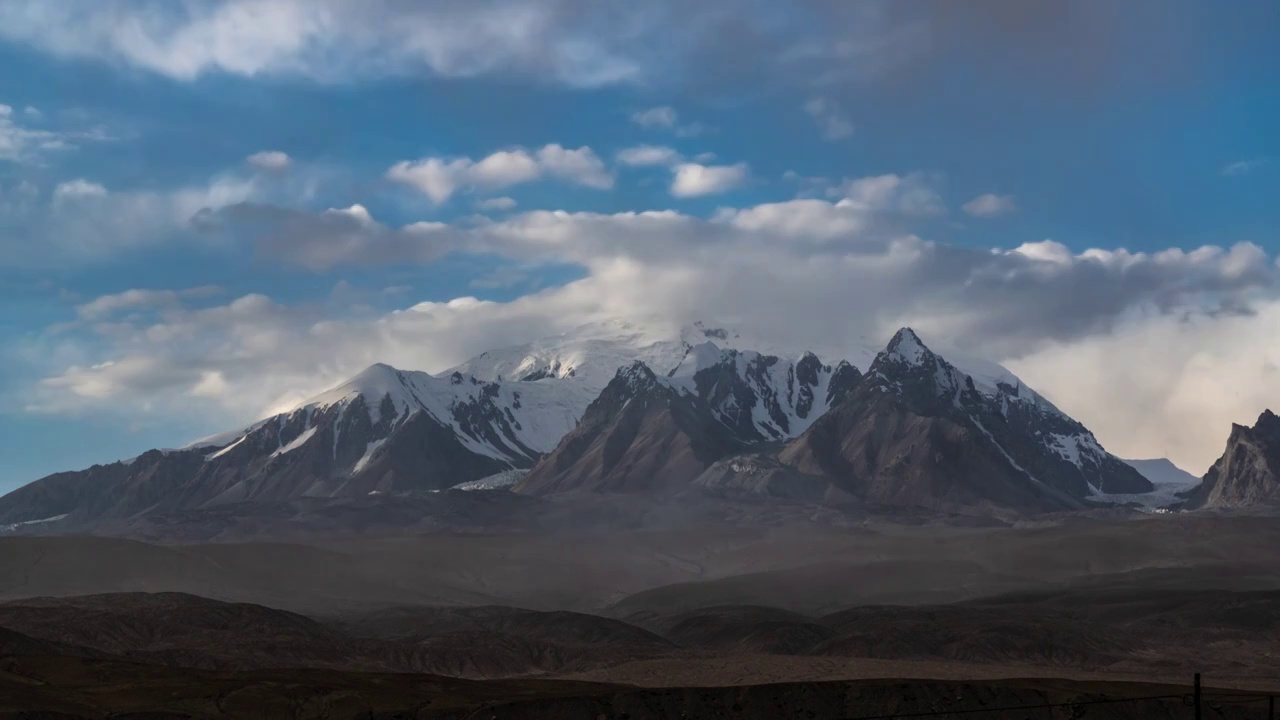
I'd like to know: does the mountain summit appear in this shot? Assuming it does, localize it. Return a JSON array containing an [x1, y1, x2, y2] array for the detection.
[[1182, 410, 1280, 509], [779, 327, 1150, 512], [514, 362, 745, 495]]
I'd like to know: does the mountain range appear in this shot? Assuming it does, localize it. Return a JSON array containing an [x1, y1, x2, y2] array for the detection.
[[0, 320, 1275, 533]]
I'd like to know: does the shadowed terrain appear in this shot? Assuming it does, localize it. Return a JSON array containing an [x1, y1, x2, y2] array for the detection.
[[5, 510, 1280, 716]]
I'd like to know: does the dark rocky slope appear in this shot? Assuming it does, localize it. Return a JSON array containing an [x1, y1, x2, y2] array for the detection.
[[1182, 409, 1280, 509]]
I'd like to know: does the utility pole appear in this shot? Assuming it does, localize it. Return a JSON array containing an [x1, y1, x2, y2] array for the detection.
[[1269, 694, 1274, 720], [1194, 673, 1201, 720]]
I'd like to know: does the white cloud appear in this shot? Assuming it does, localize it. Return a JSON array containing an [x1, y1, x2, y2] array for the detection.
[[213, 201, 455, 271], [469, 265, 532, 289], [616, 144, 683, 167], [715, 199, 873, 241], [1222, 157, 1268, 176], [962, 193, 1016, 217], [1009, 303, 1280, 474], [75, 286, 225, 320], [0, 102, 113, 163], [386, 158, 471, 205], [3, 174, 259, 265], [468, 150, 542, 187], [13, 2, 1149, 105], [670, 162, 749, 198], [804, 97, 854, 140], [0, 105, 60, 162], [51, 179, 108, 202], [246, 150, 291, 171], [630, 106, 678, 129], [830, 173, 946, 216], [477, 196, 518, 211], [534, 144, 613, 189], [387, 144, 612, 204], [629, 106, 705, 136], [0, 0, 644, 88]]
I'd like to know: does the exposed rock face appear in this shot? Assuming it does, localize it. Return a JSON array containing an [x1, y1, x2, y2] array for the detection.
[[692, 454, 832, 503], [514, 363, 747, 495], [779, 386, 1080, 513], [1182, 410, 1280, 509], [684, 349, 861, 443], [777, 328, 1145, 513]]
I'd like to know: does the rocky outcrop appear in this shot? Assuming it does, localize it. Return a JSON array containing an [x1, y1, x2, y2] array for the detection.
[[684, 349, 861, 442], [514, 363, 746, 495], [777, 328, 1144, 513], [1182, 410, 1280, 509]]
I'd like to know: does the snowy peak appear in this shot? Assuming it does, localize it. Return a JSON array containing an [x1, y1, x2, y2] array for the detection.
[[670, 346, 862, 443], [447, 321, 864, 445], [209, 361, 594, 485], [515, 362, 746, 496], [856, 327, 1152, 499], [303, 362, 422, 424], [867, 327, 976, 406], [882, 327, 931, 365], [616, 360, 663, 394], [667, 340, 728, 379], [573, 361, 683, 429], [446, 321, 691, 390]]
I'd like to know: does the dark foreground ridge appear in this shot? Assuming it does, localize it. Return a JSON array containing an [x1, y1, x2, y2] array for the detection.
[[0, 646, 1270, 720], [0, 585, 1279, 717]]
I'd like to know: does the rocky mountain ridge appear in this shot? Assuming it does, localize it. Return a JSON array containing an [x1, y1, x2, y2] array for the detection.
[[515, 328, 1150, 513], [0, 325, 858, 527], [1181, 409, 1280, 509], [0, 323, 1181, 528]]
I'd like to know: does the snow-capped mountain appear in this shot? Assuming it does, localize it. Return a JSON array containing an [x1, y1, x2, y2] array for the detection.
[[515, 362, 748, 495], [518, 327, 1149, 512], [667, 346, 861, 442], [298, 362, 589, 465], [0, 324, 854, 527], [450, 320, 862, 443], [779, 328, 1150, 512], [0, 364, 588, 526], [0, 321, 1162, 528], [446, 319, 705, 387], [866, 329, 1150, 496]]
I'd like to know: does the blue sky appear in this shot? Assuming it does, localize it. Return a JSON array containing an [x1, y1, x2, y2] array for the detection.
[[1, 0, 1278, 489]]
